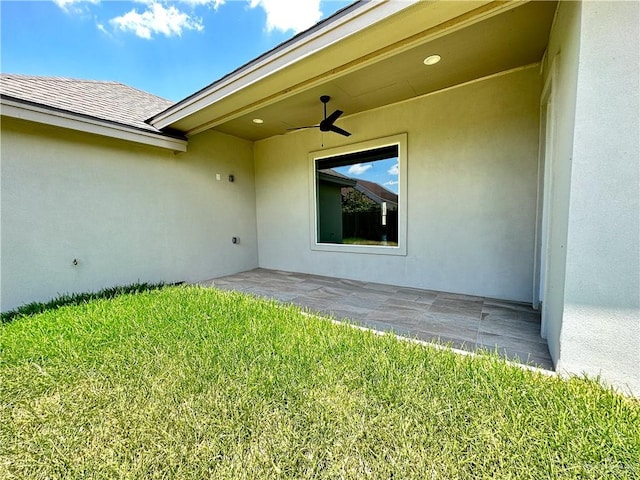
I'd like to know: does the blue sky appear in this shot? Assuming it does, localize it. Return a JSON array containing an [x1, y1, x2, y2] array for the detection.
[[1, 0, 353, 101], [335, 158, 399, 194]]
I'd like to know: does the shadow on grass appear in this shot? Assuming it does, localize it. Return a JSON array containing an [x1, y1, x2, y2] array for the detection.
[[1, 282, 171, 324]]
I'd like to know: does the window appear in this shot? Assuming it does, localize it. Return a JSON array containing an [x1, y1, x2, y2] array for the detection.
[[309, 134, 407, 255]]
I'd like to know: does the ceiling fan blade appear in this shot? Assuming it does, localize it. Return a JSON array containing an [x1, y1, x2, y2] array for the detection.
[[324, 109, 343, 125], [286, 125, 319, 131], [329, 124, 351, 137], [288, 97, 352, 137]]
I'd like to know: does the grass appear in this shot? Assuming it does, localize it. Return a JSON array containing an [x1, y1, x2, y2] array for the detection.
[[0, 282, 167, 324], [1, 286, 638, 479], [341, 237, 399, 246]]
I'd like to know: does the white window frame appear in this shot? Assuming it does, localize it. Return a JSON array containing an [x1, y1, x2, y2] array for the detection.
[[308, 133, 407, 256]]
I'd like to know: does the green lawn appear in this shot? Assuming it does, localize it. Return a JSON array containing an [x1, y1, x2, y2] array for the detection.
[[342, 237, 399, 246], [1, 286, 638, 479]]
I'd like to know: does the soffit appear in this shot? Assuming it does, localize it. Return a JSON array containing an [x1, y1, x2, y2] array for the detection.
[[175, 1, 557, 141]]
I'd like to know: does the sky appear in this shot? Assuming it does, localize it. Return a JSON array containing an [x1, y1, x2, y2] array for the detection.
[[335, 158, 399, 194], [1, 0, 353, 101]]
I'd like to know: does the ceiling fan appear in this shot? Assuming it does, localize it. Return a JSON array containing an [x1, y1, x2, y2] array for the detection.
[[289, 95, 351, 137]]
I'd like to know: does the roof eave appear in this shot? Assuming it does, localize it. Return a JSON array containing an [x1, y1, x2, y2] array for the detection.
[[318, 171, 357, 187], [1, 96, 188, 152], [147, 0, 419, 131]]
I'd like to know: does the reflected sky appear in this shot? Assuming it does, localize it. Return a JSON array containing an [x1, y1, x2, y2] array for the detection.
[[333, 157, 399, 194]]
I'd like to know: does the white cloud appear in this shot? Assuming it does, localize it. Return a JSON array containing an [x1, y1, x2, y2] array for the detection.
[[53, 0, 99, 13], [384, 180, 399, 187], [249, 0, 322, 33], [96, 22, 109, 35], [387, 162, 399, 176], [110, 3, 203, 39], [348, 163, 372, 176], [179, 0, 225, 8]]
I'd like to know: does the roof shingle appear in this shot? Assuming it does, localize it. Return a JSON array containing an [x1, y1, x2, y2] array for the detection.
[[0, 74, 174, 133]]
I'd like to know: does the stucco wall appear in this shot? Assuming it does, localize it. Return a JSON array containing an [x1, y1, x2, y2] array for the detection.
[[254, 66, 541, 302], [1, 119, 258, 311], [557, 1, 640, 396], [539, 0, 582, 365]]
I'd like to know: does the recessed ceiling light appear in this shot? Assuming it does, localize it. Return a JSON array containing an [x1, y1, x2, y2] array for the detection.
[[252, 118, 264, 124], [423, 54, 441, 66]]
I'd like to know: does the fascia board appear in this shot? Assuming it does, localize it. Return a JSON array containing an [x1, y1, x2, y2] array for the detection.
[[149, 0, 419, 130], [182, 0, 508, 137], [1, 98, 188, 152]]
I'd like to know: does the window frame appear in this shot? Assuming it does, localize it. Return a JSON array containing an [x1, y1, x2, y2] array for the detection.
[[308, 133, 408, 256]]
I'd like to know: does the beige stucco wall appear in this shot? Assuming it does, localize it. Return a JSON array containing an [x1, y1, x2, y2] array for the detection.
[[552, 1, 640, 396], [254, 66, 542, 302], [1, 118, 258, 311], [539, 0, 582, 365]]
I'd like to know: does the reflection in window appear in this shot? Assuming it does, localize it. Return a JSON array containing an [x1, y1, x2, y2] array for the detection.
[[316, 145, 399, 246]]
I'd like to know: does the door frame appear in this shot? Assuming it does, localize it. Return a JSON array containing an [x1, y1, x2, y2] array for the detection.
[[533, 55, 557, 338]]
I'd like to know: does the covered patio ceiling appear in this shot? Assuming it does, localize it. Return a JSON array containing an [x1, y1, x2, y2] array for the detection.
[[156, 1, 557, 141]]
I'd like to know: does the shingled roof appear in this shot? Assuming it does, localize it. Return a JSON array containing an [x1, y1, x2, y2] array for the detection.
[[353, 179, 398, 208], [0, 74, 174, 134]]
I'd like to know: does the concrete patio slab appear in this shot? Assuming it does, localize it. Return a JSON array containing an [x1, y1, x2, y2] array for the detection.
[[198, 268, 553, 370]]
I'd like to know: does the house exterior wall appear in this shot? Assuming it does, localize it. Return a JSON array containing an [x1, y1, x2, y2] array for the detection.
[[539, 0, 582, 366], [1, 118, 258, 311], [254, 66, 542, 302], [553, 1, 640, 396]]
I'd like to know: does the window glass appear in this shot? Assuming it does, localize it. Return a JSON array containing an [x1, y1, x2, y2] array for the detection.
[[315, 145, 399, 247]]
